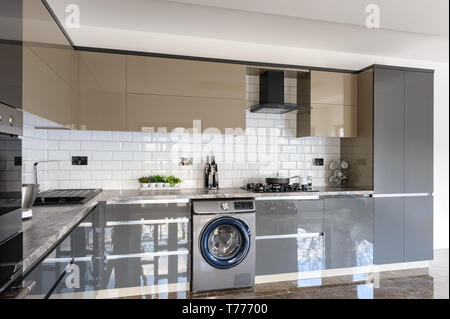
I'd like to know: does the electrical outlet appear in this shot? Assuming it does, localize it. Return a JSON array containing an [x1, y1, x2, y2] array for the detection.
[[313, 158, 324, 167], [72, 156, 88, 166], [14, 157, 22, 166]]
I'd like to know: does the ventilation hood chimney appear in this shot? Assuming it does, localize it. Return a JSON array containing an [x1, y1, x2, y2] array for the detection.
[[249, 70, 299, 114]]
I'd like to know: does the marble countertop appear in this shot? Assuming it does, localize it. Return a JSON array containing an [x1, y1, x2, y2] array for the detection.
[[22, 186, 373, 273]]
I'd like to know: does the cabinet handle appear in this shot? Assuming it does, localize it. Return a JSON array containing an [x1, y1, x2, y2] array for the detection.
[[373, 193, 430, 198], [256, 195, 320, 201], [256, 233, 321, 240]]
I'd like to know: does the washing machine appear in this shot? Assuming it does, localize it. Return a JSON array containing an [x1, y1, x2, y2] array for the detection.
[[191, 198, 256, 293]]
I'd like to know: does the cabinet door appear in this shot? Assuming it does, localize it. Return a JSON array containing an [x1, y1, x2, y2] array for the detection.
[[78, 51, 126, 131], [127, 93, 246, 133], [255, 200, 324, 275], [22, 0, 77, 127], [127, 56, 246, 100], [373, 68, 405, 194], [310, 103, 357, 137], [404, 196, 433, 262], [24, 210, 96, 299], [310, 71, 357, 105], [0, 0, 22, 108], [405, 71, 434, 193], [102, 202, 191, 289], [324, 197, 373, 269], [373, 197, 404, 264]]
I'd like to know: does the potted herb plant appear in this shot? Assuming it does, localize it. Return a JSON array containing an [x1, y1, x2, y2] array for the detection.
[[167, 176, 182, 188], [152, 175, 164, 188], [163, 176, 171, 188], [138, 176, 151, 190]]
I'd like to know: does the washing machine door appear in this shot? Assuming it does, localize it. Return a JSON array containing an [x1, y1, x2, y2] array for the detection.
[[200, 217, 251, 269]]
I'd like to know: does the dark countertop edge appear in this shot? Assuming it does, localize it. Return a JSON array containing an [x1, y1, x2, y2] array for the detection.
[[22, 187, 373, 274]]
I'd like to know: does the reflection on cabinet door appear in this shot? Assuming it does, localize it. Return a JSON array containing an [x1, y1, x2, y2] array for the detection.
[[78, 51, 126, 131], [23, 45, 77, 128], [404, 196, 433, 262], [324, 197, 373, 269], [373, 197, 404, 265], [255, 200, 324, 276]]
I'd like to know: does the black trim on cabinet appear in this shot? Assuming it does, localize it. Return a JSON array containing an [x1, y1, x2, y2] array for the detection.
[[75, 46, 359, 74], [358, 64, 434, 74], [41, 0, 75, 48]]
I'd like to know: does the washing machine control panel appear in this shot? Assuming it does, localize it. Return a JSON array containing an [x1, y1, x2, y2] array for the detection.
[[193, 199, 255, 214], [234, 201, 254, 211]]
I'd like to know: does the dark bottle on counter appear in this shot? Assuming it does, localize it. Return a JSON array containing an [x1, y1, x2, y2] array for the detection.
[[211, 156, 219, 189], [204, 156, 211, 188]]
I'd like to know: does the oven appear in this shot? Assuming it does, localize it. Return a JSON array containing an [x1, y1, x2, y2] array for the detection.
[[0, 102, 23, 293]]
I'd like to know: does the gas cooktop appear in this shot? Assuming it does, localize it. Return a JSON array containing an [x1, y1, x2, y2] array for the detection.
[[242, 183, 319, 193], [34, 189, 102, 205]]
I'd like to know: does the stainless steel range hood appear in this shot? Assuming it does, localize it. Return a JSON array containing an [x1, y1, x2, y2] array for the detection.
[[249, 70, 300, 114]]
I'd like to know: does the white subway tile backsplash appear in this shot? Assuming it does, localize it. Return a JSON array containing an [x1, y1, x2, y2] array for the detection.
[[112, 152, 133, 161], [70, 131, 92, 141], [92, 131, 112, 141], [102, 161, 122, 170], [48, 151, 70, 161], [59, 141, 81, 151]]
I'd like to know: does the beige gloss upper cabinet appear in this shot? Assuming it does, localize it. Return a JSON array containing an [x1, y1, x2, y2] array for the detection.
[[127, 56, 246, 100], [126, 56, 246, 133], [78, 51, 127, 131], [310, 70, 357, 105], [297, 71, 358, 138], [22, 0, 78, 128]]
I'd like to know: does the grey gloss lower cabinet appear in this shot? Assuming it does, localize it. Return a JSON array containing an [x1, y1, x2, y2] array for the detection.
[[255, 199, 324, 276], [374, 198, 404, 264], [404, 196, 433, 262], [374, 195, 433, 265], [25, 201, 190, 298], [324, 197, 374, 269]]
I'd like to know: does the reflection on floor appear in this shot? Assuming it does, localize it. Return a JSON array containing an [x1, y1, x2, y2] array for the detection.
[[121, 249, 448, 299]]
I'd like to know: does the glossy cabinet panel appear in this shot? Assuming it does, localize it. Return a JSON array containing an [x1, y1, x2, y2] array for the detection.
[[324, 197, 373, 269], [404, 196, 433, 262], [127, 93, 246, 133], [23, 46, 77, 128], [373, 197, 404, 265], [22, 0, 77, 127], [310, 104, 357, 137], [78, 51, 126, 131], [297, 71, 357, 138], [127, 56, 246, 100], [404, 71, 434, 194], [310, 70, 357, 105], [373, 68, 405, 194], [255, 200, 324, 276], [0, 0, 22, 108], [24, 202, 190, 298], [340, 69, 374, 189]]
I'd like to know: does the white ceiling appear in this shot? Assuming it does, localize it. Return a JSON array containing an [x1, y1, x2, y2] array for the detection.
[[46, 0, 449, 63]]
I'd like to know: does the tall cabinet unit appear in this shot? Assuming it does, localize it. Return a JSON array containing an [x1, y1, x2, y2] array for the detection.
[[0, 0, 23, 109], [372, 66, 434, 265]]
